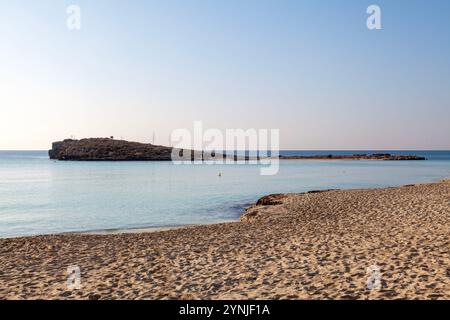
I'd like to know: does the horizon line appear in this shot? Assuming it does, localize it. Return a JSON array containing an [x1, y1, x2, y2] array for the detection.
[[1, 149, 450, 152]]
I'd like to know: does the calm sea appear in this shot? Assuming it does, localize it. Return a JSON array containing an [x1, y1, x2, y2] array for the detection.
[[1, 150, 449, 238]]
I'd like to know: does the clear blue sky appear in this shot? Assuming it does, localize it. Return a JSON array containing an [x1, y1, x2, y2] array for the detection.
[[1, 0, 449, 150]]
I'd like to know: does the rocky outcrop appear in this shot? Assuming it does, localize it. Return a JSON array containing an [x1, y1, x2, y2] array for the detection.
[[279, 153, 426, 160], [49, 139, 427, 162], [255, 194, 287, 206], [49, 138, 210, 161], [242, 194, 289, 222]]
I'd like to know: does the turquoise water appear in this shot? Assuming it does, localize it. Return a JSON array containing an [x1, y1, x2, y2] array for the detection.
[[0, 151, 449, 238]]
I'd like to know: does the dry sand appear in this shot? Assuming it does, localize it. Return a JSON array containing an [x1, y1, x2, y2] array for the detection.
[[0, 180, 449, 300]]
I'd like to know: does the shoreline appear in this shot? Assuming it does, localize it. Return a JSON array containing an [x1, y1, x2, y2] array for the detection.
[[0, 222, 238, 240], [0, 178, 448, 299], [1, 177, 448, 240], [77, 177, 450, 236]]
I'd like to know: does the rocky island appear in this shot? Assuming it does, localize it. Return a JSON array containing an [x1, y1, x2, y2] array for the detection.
[[49, 138, 427, 161], [49, 138, 175, 161]]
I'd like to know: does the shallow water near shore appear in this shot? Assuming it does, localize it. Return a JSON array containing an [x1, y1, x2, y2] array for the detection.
[[0, 150, 449, 238]]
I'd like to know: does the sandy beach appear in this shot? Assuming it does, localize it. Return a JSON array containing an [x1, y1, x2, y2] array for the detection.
[[0, 179, 449, 300]]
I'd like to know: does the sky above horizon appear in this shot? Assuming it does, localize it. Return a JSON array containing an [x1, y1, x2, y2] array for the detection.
[[1, 0, 450, 150]]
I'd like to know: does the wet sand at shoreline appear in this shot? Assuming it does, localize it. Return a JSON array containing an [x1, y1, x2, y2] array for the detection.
[[0, 180, 449, 300]]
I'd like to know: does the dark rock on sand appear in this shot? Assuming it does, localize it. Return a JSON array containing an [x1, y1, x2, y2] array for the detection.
[[256, 194, 287, 206]]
